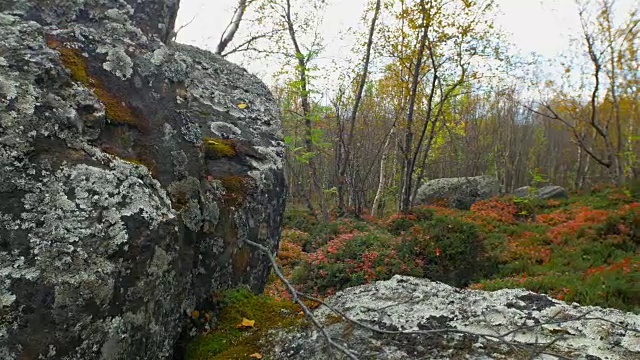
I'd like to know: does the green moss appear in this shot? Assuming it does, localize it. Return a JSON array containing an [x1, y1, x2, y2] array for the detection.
[[203, 138, 237, 159], [217, 176, 254, 207], [49, 43, 139, 126], [220, 176, 246, 195], [184, 288, 303, 360]]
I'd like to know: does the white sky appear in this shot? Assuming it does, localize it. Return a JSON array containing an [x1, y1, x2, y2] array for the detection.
[[174, 0, 636, 87]]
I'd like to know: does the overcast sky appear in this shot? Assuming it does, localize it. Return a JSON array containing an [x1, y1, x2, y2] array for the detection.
[[174, 0, 636, 86]]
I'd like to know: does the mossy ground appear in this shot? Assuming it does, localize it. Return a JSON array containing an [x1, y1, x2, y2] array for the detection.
[[184, 288, 305, 360]]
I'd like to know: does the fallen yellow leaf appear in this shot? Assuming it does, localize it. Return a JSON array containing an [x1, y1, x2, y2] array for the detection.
[[249, 353, 263, 359], [236, 318, 255, 328], [237, 103, 248, 109], [191, 310, 200, 319]]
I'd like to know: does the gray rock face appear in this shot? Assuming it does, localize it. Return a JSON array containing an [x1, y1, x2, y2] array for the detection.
[[513, 185, 568, 200], [0, 1, 285, 359], [267, 276, 640, 360], [415, 175, 501, 209]]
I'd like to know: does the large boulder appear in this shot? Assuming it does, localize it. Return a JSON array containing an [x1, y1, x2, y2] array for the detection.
[[0, 1, 285, 359], [267, 275, 640, 359], [415, 175, 501, 209], [513, 185, 568, 200]]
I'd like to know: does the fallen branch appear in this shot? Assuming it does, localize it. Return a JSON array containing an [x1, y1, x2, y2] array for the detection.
[[244, 239, 359, 360]]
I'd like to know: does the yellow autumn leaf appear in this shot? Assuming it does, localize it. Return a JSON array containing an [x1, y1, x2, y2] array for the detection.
[[249, 353, 263, 359], [237, 103, 248, 109], [236, 318, 255, 328]]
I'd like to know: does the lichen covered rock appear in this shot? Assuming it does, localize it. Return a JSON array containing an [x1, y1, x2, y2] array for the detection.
[[0, 1, 285, 359], [266, 276, 640, 359], [415, 175, 501, 210]]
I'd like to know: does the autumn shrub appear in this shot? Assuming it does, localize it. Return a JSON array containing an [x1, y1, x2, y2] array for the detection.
[[409, 205, 436, 221], [283, 207, 375, 251], [385, 213, 419, 234], [397, 215, 498, 287], [469, 198, 518, 224], [469, 197, 640, 312], [280, 229, 311, 247], [292, 230, 423, 295], [282, 206, 318, 233], [580, 256, 640, 310], [472, 255, 640, 312], [276, 234, 306, 268], [304, 217, 375, 250], [278, 189, 638, 312]]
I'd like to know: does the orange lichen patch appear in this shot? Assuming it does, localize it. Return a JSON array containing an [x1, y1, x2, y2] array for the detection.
[[92, 86, 138, 125], [203, 138, 237, 159], [58, 47, 92, 85], [48, 42, 139, 126], [46, 37, 63, 49]]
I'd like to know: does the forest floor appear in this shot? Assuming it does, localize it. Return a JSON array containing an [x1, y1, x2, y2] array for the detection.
[[267, 184, 639, 313]]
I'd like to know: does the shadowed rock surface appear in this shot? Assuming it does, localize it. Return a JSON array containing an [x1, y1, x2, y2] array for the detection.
[[266, 275, 640, 360], [0, 1, 285, 359], [415, 176, 501, 210]]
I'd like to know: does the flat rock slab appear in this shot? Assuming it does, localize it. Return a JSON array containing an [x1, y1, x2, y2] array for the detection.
[[266, 275, 640, 359]]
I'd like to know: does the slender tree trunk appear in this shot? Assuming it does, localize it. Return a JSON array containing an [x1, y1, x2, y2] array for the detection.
[[372, 126, 395, 217], [337, 0, 382, 216], [216, 0, 248, 55], [400, 0, 430, 213], [284, 0, 327, 222]]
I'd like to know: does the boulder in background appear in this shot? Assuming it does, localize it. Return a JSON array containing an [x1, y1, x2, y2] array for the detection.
[[415, 175, 501, 209]]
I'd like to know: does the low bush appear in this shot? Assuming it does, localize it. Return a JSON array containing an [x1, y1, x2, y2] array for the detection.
[[291, 230, 423, 295]]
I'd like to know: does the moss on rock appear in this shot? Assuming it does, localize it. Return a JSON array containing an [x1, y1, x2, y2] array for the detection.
[[49, 42, 140, 126], [184, 288, 303, 360], [203, 138, 237, 159]]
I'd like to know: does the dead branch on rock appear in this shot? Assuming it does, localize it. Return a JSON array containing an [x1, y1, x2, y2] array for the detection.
[[244, 239, 359, 360], [246, 238, 636, 360], [299, 292, 579, 360]]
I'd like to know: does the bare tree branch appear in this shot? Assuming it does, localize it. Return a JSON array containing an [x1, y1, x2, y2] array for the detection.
[[216, 0, 250, 56], [244, 239, 359, 359]]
